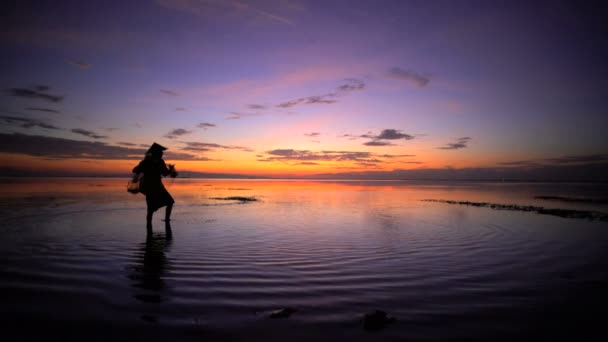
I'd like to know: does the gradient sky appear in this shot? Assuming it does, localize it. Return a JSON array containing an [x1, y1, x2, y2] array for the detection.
[[1, 0, 607, 179]]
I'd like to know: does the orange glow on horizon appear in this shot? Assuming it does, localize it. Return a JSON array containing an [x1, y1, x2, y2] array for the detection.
[[2, 147, 532, 178]]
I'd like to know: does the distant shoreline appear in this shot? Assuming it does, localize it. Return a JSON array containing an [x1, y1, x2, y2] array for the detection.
[[0, 176, 606, 184]]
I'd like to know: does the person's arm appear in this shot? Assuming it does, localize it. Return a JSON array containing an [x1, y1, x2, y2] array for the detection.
[[162, 161, 178, 178], [132, 161, 143, 174], [160, 160, 171, 177]]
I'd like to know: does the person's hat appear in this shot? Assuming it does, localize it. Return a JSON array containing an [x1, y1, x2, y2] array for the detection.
[[146, 142, 167, 154]]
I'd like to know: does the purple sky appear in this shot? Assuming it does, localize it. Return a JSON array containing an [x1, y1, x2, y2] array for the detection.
[[1, 0, 607, 179]]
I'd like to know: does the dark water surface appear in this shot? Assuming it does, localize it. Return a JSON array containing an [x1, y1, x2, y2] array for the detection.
[[1, 178, 607, 341]]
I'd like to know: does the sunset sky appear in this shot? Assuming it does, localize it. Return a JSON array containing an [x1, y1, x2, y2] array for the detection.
[[1, 1, 607, 179]]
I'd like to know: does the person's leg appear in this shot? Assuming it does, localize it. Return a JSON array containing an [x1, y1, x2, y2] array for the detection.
[[165, 203, 173, 222], [165, 220, 173, 238], [146, 209, 153, 231]]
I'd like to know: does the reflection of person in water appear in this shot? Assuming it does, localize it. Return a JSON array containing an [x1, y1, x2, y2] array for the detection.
[[129, 224, 173, 321], [132, 143, 178, 229]]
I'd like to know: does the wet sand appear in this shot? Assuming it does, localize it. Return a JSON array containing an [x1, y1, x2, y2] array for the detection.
[[1, 178, 608, 341]]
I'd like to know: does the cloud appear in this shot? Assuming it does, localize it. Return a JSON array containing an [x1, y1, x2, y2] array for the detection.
[[175, 107, 187, 111], [165, 128, 192, 139], [276, 79, 365, 109], [160, 89, 179, 96], [66, 60, 91, 70], [71, 128, 108, 139], [117, 141, 138, 147], [438, 137, 471, 150], [181, 141, 252, 153], [304, 132, 320, 137], [197, 122, 216, 129], [363, 140, 395, 146], [225, 111, 262, 120], [337, 78, 366, 92], [0, 133, 204, 161], [497, 160, 537, 167], [253, 7, 294, 26], [339, 133, 358, 140], [498, 154, 608, 167], [377, 129, 414, 140], [387, 67, 430, 87], [7, 85, 64, 103], [256, 149, 414, 167], [356, 162, 380, 168], [381, 154, 416, 158], [276, 95, 337, 108], [25, 107, 60, 114], [156, 0, 295, 26], [544, 154, 608, 164], [357, 129, 415, 146], [248, 104, 267, 110], [0, 115, 61, 130], [309, 163, 608, 182]]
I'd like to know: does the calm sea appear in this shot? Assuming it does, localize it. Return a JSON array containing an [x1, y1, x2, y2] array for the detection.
[[1, 178, 607, 341]]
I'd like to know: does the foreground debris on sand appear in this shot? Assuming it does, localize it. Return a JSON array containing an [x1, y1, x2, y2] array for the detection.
[[362, 310, 396, 331], [210, 196, 258, 202], [269, 307, 297, 319]]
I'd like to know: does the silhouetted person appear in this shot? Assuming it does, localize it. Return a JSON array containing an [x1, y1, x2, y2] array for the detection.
[[132, 143, 177, 230]]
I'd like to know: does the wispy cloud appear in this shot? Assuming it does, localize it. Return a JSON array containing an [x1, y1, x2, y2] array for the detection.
[[71, 128, 108, 139], [197, 122, 216, 129], [248, 104, 267, 110], [117, 141, 138, 147], [276, 79, 365, 109], [497, 154, 608, 168], [0, 115, 61, 130], [7, 85, 64, 103], [175, 107, 187, 111], [0, 132, 203, 160], [25, 107, 60, 114], [339, 133, 359, 140], [160, 89, 179, 96], [381, 154, 416, 158], [225, 111, 262, 120], [497, 160, 538, 167], [66, 59, 91, 70], [165, 128, 192, 139], [156, 0, 295, 26], [310, 163, 608, 182], [544, 154, 608, 164], [304, 132, 320, 137], [438, 137, 471, 150], [363, 140, 394, 146], [337, 78, 366, 92], [342, 129, 415, 145], [181, 141, 253, 152], [387, 67, 430, 87], [257, 148, 415, 168], [253, 6, 294, 26], [276, 95, 337, 108]]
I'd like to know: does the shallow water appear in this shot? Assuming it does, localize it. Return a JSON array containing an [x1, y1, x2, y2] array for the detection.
[[1, 178, 608, 341]]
